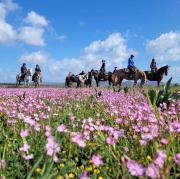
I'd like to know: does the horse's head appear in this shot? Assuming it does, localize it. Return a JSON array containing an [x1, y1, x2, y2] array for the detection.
[[158, 65, 169, 76], [27, 69, 32, 76], [165, 65, 169, 76], [88, 71, 92, 78]]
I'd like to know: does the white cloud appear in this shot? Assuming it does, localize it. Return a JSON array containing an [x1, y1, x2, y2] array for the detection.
[[0, 1, 47, 46], [18, 26, 45, 46], [146, 31, 180, 62], [0, 19, 16, 43], [165, 66, 180, 83], [25, 11, 48, 27], [19, 33, 135, 82], [0, 0, 19, 19], [19, 51, 48, 64], [0, 0, 18, 44]]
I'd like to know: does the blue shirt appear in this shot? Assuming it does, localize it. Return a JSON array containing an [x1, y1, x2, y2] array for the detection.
[[128, 57, 134, 68]]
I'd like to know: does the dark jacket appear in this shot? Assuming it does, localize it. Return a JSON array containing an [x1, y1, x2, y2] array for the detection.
[[150, 62, 157, 69], [100, 62, 105, 72], [35, 67, 41, 74], [21, 66, 27, 74]]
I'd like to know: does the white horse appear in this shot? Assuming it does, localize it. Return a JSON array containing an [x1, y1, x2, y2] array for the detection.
[[77, 73, 88, 87], [16, 69, 32, 87]]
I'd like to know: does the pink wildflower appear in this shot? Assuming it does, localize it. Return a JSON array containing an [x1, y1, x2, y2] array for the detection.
[[0, 159, 5, 169], [127, 159, 145, 177], [23, 154, 34, 160], [92, 154, 103, 167], [20, 129, 29, 137], [146, 163, 159, 178], [106, 136, 114, 145], [161, 138, 168, 145], [79, 171, 89, 179], [20, 143, 30, 152], [174, 153, 180, 165], [57, 124, 67, 133]]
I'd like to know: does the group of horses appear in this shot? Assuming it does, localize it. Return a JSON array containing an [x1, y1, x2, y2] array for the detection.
[[65, 65, 169, 90], [16, 69, 41, 87]]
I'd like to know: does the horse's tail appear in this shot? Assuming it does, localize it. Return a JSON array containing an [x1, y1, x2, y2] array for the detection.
[[16, 74, 20, 86], [140, 71, 147, 86], [65, 77, 68, 87], [111, 73, 118, 86]]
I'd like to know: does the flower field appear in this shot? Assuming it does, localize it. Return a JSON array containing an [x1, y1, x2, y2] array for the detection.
[[0, 88, 179, 179]]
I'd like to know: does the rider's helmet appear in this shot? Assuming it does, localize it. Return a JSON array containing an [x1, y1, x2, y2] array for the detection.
[[114, 67, 117, 69], [23, 63, 26, 66], [152, 58, 155, 62], [130, 54, 134, 58], [36, 64, 39, 68], [102, 60, 105, 63], [82, 70, 85, 74]]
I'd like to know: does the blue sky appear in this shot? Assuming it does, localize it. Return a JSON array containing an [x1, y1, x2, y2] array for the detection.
[[0, 0, 180, 83]]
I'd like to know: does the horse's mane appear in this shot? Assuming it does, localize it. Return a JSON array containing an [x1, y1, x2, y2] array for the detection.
[[158, 65, 169, 73]]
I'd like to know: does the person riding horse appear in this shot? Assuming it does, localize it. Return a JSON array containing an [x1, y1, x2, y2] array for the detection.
[[127, 54, 135, 78], [20, 63, 27, 81], [150, 58, 157, 73], [113, 67, 117, 73], [79, 71, 85, 75], [100, 60, 106, 79], [32, 65, 41, 82]]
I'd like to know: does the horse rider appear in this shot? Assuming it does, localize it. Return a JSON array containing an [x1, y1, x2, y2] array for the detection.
[[127, 54, 135, 78], [100, 59, 106, 79], [100, 60, 106, 73], [79, 70, 85, 75], [32, 64, 41, 82], [113, 67, 117, 73], [20, 63, 27, 81], [150, 58, 157, 73]]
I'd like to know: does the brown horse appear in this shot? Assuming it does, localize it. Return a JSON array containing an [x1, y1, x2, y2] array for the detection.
[[65, 73, 88, 87], [91, 69, 112, 87], [65, 74, 78, 87], [144, 65, 169, 86], [112, 68, 146, 91]]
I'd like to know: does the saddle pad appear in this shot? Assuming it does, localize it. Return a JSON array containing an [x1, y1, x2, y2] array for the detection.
[[123, 68, 129, 73]]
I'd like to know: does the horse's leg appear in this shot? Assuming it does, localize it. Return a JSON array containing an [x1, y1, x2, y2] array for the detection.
[[157, 80, 160, 87], [133, 79, 137, 86], [108, 79, 111, 86], [118, 79, 123, 91], [96, 79, 99, 87]]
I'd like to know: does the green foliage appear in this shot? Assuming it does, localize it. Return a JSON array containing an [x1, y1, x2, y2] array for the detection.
[[124, 87, 129, 93], [147, 77, 175, 110]]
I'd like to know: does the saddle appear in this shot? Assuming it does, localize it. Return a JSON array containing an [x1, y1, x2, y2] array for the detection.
[[99, 72, 107, 79], [123, 68, 136, 73], [147, 71, 157, 80]]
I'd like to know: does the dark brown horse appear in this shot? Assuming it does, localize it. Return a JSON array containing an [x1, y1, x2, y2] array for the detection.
[[145, 65, 169, 86], [84, 72, 93, 87], [91, 69, 112, 87]]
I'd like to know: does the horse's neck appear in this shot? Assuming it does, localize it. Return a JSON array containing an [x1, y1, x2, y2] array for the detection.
[[158, 68, 165, 75]]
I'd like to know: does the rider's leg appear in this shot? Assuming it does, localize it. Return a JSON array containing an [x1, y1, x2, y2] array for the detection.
[[128, 67, 132, 78]]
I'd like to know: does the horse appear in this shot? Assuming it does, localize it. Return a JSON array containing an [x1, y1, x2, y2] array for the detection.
[[112, 68, 147, 91], [33, 73, 41, 88], [77, 73, 89, 87], [16, 69, 32, 87], [91, 69, 112, 87], [65, 74, 77, 88], [144, 65, 169, 86], [65, 72, 88, 88]]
